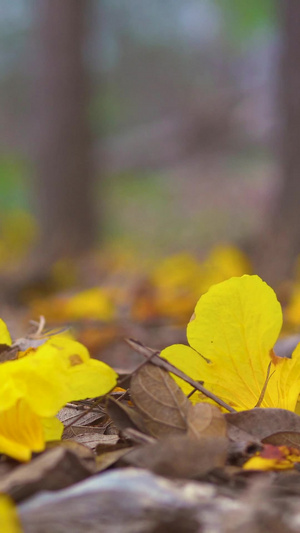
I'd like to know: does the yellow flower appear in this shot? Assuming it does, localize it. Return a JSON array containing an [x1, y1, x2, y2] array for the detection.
[[0, 319, 12, 346], [198, 244, 251, 294], [285, 282, 300, 326], [243, 444, 300, 471], [0, 494, 22, 533], [0, 336, 117, 461], [161, 275, 300, 412], [150, 253, 202, 321], [64, 288, 115, 321]]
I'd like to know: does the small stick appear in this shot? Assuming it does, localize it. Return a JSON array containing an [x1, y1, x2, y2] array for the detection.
[[254, 362, 275, 408], [126, 338, 237, 413]]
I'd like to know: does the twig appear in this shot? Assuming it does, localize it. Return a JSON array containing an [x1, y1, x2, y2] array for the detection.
[[254, 361, 275, 408], [125, 338, 237, 413]]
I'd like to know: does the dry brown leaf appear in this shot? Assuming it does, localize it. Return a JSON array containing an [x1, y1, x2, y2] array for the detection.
[[58, 406, 105, 427], [68, 433, 119, 451], [130, 363, 190, 438], [263, 431, 300, 449], [226, 408, 300, 441], [106, 396, 149, 434], [0, 446, 95, 502], [123, 435, 228, 479], [121, 428, 156, 445], [187, 403, 227, 439], [226, 423, 261, 451], [0, 344, 18, 362], [63, 425, 106, 439], [96, 448, 133, 472]]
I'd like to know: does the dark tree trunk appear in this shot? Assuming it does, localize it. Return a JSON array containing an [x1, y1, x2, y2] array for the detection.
[[254, 0, 300, 286], [35, 0, 96, 257]]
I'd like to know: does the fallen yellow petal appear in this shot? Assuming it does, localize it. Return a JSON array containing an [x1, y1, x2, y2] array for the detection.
[[0, 337, 118, 418], [0, 319, 11, 347], [0, 399, 45, 462], [0, 494, 22, 533]]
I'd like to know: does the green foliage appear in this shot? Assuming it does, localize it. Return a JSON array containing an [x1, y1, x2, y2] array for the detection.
[[0, 155, 30, 211], [215, 0, 277, 44]]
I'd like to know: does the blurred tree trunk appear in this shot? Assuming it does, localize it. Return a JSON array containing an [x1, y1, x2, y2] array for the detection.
[[254, 0, 300, 286], [35, 0, 96, 258]]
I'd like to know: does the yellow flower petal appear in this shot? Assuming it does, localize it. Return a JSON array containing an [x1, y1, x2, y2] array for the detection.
[[0, 494, 22, 533], [285, 283, 300, 325], [268, 344, 300, 411], [199, 245, 251, 294], [162, 275, 295, 411], [243, 444, 300, 471], [0, 338, 117, 417], [42, 416, 64, 442], [243, 455, 293, 471], [0, 399, 45, 462], [160, 344, 207, 403], [64, 288, 115, 321], [186, 275, 282, 409], [0, 319, 11, 346]]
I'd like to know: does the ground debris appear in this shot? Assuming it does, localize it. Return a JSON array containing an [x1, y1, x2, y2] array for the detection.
[[18, 468, 300, 533]]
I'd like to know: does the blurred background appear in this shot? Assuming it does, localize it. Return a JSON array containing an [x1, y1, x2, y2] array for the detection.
[[0, 0, 299, 328]]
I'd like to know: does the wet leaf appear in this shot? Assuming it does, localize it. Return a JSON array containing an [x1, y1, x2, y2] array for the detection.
[[226, 408, 300, 441], [187, 403, 227, 439], [130, 363, 190, 438], [123, 435, 228, 479]]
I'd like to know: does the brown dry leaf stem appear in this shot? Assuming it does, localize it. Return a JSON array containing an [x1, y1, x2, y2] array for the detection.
[[126, 338, 236, 413]]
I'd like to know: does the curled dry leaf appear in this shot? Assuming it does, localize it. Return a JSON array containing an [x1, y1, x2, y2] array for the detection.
[[123, 435, 228, 479], [226, 408, 300, 442], [187, 403, 227, 439], [130, 363, 190, 438]]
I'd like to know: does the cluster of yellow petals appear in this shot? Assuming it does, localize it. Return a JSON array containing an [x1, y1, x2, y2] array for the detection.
[[0, 325, 117, 462], [135, 245, 251, 323], [161, 275, 300, 412], [243, 444, 300, 471]]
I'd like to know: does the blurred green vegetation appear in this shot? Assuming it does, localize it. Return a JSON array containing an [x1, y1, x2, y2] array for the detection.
[[216, 0, 277, 44], [0, 156, 31, 212]]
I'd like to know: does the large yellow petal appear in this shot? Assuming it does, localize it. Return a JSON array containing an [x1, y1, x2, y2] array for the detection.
[[268, 345, 300, 411], [160, 344, 208, 403], [0, 338, 118, 417], [0, 399, 45, 462], [186, 275, 282, 409], [162, 275, 284, 410]]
